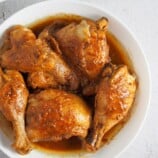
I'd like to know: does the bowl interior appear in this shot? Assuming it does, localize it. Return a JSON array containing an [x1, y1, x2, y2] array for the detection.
[[0, 0, 150, 158]]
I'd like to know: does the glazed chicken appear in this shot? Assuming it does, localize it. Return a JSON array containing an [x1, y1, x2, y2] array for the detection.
[[26, 89, 91, 142], [0, 25, 79, 90], [54, 18, 110, 80], [0, 26, 39, 72], [0, 68, 31, 154], [27, 26, 78, 90], [85, 65, 136, 151]]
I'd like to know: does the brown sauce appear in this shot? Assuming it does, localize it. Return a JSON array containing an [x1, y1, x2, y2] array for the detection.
[[33, 137, 82, 153], [0, 14, 134, 154], [29, 14, 82, 36]]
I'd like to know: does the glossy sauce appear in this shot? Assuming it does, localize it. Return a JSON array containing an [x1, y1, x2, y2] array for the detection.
[[0, 14, 133, 153], [33, 137, 82, 153]]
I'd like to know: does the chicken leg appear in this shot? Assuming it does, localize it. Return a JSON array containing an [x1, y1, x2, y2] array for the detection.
[[0, 68, 31, 154], [85, 65, 136, 151]]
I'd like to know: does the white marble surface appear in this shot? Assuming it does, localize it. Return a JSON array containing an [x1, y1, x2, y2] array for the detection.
[[0, 0, 157, 158]]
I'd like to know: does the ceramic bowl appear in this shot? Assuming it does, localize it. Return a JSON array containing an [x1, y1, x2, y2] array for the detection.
[[0, 0, 151, 158]]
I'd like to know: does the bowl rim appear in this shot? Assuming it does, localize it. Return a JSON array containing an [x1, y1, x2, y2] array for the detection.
[[0, 0, 151, 158]]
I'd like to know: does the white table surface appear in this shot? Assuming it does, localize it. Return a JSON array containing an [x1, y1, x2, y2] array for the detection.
[[0, 0, 157, 158]]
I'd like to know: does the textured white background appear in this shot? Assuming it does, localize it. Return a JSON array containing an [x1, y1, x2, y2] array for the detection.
[[0, 0, 157, 158]]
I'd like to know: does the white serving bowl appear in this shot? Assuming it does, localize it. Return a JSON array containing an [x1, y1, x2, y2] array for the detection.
[[0, 0, 151, 158]]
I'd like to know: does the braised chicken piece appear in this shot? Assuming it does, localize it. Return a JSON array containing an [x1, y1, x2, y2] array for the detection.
[[26, 89, 91, 142], [0, 68, 31, 154], [0, 25, 79, 90], [54, 18, 110, 80], [27, 38, 78, 90], [27, 25, 78, 90], [0, 26, 38, 72], [85, 65, 136, 151]]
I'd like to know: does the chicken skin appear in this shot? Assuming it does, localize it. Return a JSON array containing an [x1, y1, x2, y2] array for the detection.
[[27, 38, 78, 90], [85, 65, 136, 151], [0, 25, 79, 90], [0, 26, 39, 72], [54, 18, 110, 80], [0, 68, 31, 154], [27, 71, 58, 89], [26, 89, 91, 142]]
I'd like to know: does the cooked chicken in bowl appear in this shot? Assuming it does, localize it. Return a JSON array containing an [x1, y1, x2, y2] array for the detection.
[[0, 14, 137, 155]]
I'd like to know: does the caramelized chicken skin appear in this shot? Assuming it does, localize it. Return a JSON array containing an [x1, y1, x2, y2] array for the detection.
[[54, 18, 110, 80], [85, 65, 136, 151], [82, 64, 117, 96], [0, 26, 39, 72], [0, 25, 79, 90], [26, 89, 91, 142], [27, 38, 79, 90], [27, 71, 58, 89], [0, 68, 31, 154]]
